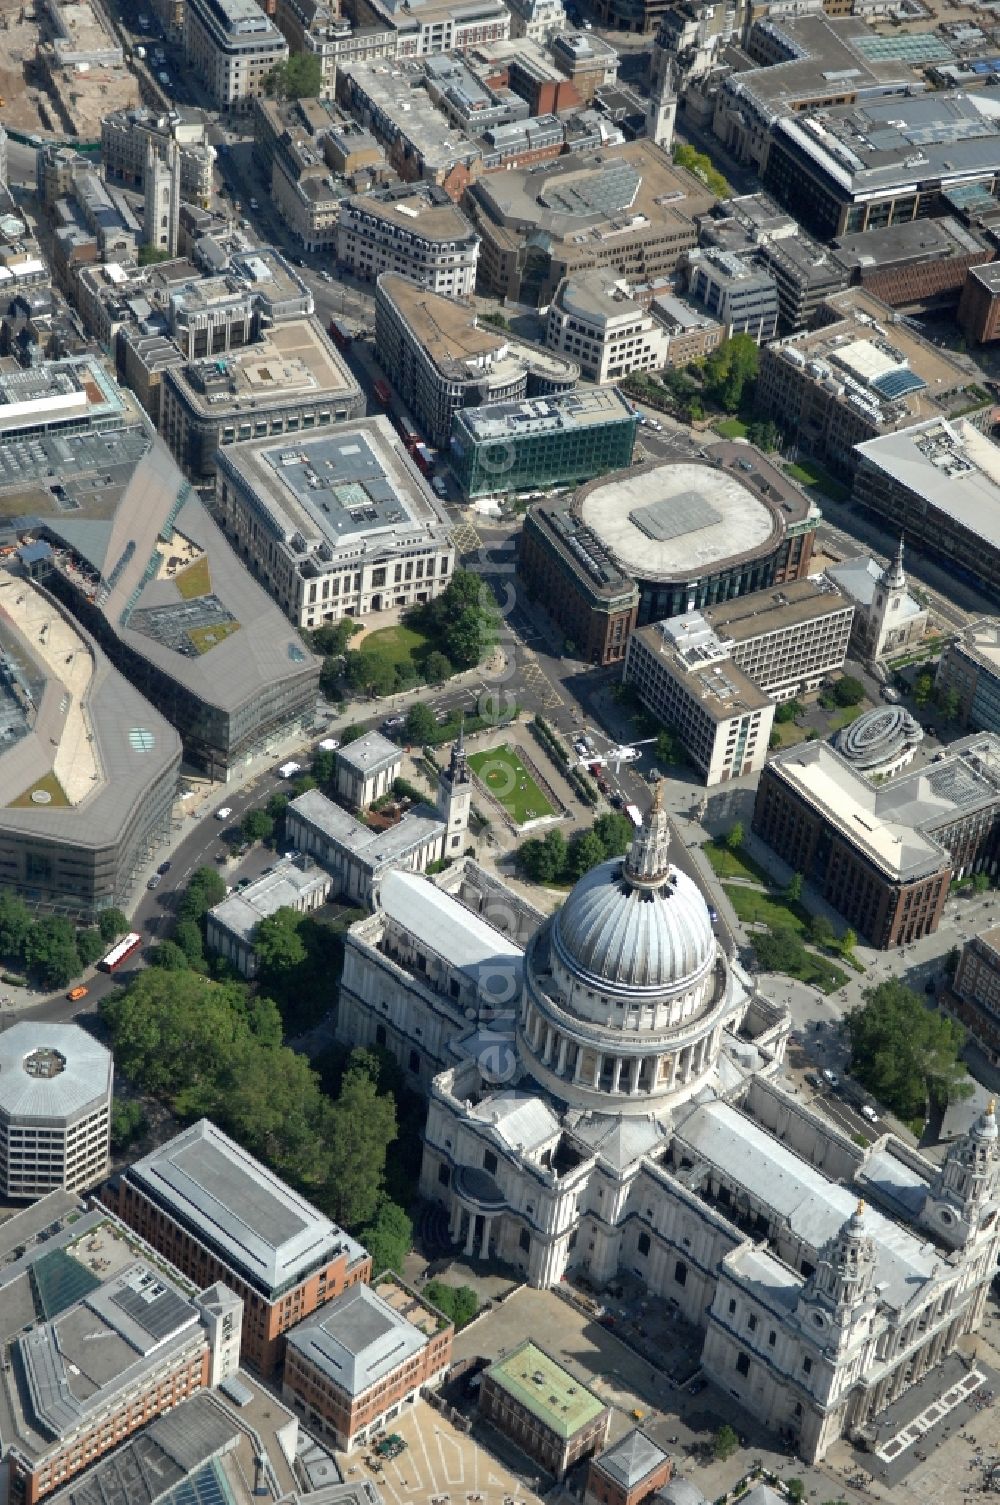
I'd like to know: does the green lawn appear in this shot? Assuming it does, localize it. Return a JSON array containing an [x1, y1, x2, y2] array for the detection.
[[9, 770, 70, 808], [175, 555, 212, 599], [703, 840, 772, 884], [785, 459, 851, 503], [723, 884, 808, 935], [794, 951, 849, 994], [713, 418, 748, 439], [359, 623, 431, 670], [770, 718, 809, 749], [469, 744, 554, 825]]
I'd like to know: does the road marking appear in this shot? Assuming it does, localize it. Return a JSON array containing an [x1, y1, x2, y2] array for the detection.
[[520, 661, 562, 709], [450, 521, 482, 554]]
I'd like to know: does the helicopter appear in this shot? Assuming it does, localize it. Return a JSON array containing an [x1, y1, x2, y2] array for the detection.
[[576, 726, 656, 773]]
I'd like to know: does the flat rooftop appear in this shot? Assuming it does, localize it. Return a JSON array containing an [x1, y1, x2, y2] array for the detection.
[[485, 1341, 605, 1438], [286, 1278, 438, 1398], [124, 1118, 366, 1299], [950, 616, 1000, 673], [831, 215, 987, 270], [378, 869, 522, 996], [633, 618, 771, 723], [343, 186, 478, 243], [169, 319, 359, 417], [453, 388, 635, 445], [578, 460, 776, 584], [856, 418, 1000, 552], [0, 1023, 111, 1121], [217, 416, 451, 559], [208, 857, 327, 945], [765, 734, 1000, 880], [338, 61, 482, 173], [703, 576, 851, 642]]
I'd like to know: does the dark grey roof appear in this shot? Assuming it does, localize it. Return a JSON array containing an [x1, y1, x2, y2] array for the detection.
[[286, 1282, 427, 1398], [595, 1429, 669, 1489]]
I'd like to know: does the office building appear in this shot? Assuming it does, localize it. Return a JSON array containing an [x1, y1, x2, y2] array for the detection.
[[753, 734, 1000, 947], [464, 140, 716, 306], [505, 0, 566, 43], [545, 271, 671, 384], [853, 419, 1000, 596], [273, 0, 396, 97], [763, 91, 1000, 241], [185, 0, 288, 111], [374, 273, 578, 447], [625, 616, 774, 785], [331, 796, 1000, 1465], [215, 416, 454, 629], [450, 388, 638, 500], [686, 249, 778, 344], [936, 619, 1000, 736], [161, 316, 364, 479], [366, 0, 511, 59], [699, 197, 849, 334], [0, 1024, 112, 1201], [336, 61, 485, 201], [3, 358, 319, 781], [952, 926, 1000, 1063], [479, 1342, 610, 1480], [520, 444, 818, 662], [959, 261, 1000, 345], [282, 1276, 454, 1451], [551, 32, 618, 103], [206, 854, 331, 977], [107, 1118, 371, 1375], [585, 1429, 673, 1505], [826, 539, 928, 664], [833, 218, 992, 312], [0, 569, 181, 918], [0, 1193, 246, 1505], [755, 289, 984, 477], [695, 578, 854, 701], [101, 108, 217, 209], [337, 184, 479, 297], [649, 292, 723, 366]]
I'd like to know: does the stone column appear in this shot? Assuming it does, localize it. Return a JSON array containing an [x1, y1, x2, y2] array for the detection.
[[449, 1201, 462, 1241], [611, 1058, 623, 1093], [465, 1216, 477, 1258], [629, 1058, 641, 1094], [556, 1035, 569, 1077], [543, 1026, 555, 1066], [482, 1216, 493, 1260], [574, 1051, 586, 1084], [592, 1055, 602, 1089]]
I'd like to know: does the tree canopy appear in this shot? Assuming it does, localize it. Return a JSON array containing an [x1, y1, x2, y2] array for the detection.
[[518, 811, 634, 885], [672, 143, 731, 198], [844, 979, 972, 1120], [266, 51, 322, 100], [360, 1201, 413, 1276], [702, 334, 759, 414]]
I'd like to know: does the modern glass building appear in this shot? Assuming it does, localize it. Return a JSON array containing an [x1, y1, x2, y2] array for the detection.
[[449, 388, 638, 499]]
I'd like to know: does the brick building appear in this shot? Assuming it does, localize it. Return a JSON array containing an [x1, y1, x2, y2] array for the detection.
[[753, 735, 1000, 948], [585, 1429, 673, 1505], [478, 1341, 610, 1480], [832, 218, 992, 311], [282, 1276, 453, 1450], [959, 261, 1000, 345], [106, 1118, 370, 1375], [520, 505, 639, 666], [952, 927, 1000, 1063]]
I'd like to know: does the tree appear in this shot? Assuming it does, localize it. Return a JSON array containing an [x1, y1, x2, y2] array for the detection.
[[110, 1099, 147, 1152], [809, 913, 836, 949], [833, 675, 865, 708], [419, 570, 497, 669], [98, 908, 128, 943], [319, 657, 341, 700], [481, 310, 509, 330], [914, 672, 934, 708], [340, 724, 365, 744], [255, 908, 308, 973], [76, 929, 106, 967], [841, 927, 858, 958], [769, 729, 781, 750], [751, 927, 806, 975], [359, 1201, 413, 1276], [655, 726, 684, 765], [937, 685, 961, 723], [672, 143, 731, 198], [567, 830, 607, 881], [785, 1482, 805, 1505], [138, 245, 171, 266], [425, 650, 452, 684], [406, 702, 437, 744], [178, 867, 226, 924], [265, 51, 322, 100], [844, 978, 973, 1120], [0, 892, 32, 963], [518, 827, 567, 884], [148, 940, 189, 970], [266, 792, 290, 823], [703, 334, 759, 413], [174, 918, 206, 971], [311, 620, 361, 657], [242, 809, 274, 845], [785, 871, 803, 903], [971, 871, 991, 894], [25, 916, 80, 989], [713, 1424, 739, 1461], [425, 1281, 480, 1330], [774, 699, 801, 725], [726, 821, 744, 853], [322, 1059, 397, 1228], [593, 811, 634, 858]]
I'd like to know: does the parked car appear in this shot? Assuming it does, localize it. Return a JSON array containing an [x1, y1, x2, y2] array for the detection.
[[147, 873, 162, 890], [157, 860, 172, 875], [881, 685, 901, 703], [215, 806, 233, 820], [382, 715, 405, 731], [805, 1072, 821, 1088], [822, 1068, 840, 1088]]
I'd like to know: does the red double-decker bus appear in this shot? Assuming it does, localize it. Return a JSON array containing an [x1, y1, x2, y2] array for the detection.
[[372, 378, 392, 406], [98, 931, 142, 973]]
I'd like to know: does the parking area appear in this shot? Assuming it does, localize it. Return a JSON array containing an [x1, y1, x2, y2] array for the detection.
[[337, 1402, 544, 1505]]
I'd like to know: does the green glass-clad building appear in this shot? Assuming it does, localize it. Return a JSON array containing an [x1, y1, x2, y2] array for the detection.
[[449, 388, 638, 500]]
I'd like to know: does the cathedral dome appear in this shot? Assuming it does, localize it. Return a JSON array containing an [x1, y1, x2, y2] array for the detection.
[[552, 791, 714, 997]]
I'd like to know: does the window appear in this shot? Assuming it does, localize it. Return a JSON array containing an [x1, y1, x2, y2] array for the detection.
[[637, 1233, 650, 1256], [747, 1314, 757, 1332], [484, 1150, 498, 1175], [438, 1163, 450, 1187], [736, 1353, 750, 1377], [519, 1229, 530, 1252], [674, 1260, 687, 1287], [375, 1024, 387, 1047], [803, 1356, 813, 1374], [408, 1049, 420, 1073]]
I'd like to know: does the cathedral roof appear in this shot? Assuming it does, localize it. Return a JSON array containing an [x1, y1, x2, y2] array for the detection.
[[552, 793, 715, 996], [469, 1092, 560, 1153]]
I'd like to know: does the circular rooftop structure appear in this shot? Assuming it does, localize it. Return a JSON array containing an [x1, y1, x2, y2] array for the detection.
[[577, 460, 777, 586], [0, 1022, 113, 1199], [835, 705, 924, 779]]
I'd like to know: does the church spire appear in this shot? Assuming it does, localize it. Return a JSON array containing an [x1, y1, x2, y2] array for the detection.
[[885, 535, 906, 592], [624, 780, 671, 885]]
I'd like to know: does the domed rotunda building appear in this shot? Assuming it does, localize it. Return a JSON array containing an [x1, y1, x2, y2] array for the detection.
[[338, 791, 1000, 1464]]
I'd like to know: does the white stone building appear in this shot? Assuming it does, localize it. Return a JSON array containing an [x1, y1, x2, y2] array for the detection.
[[184, 0, 288, 111], [505, 0, 567, 43], [336, 186, 480, 298], [0, 1023, 112, 1199], [545, 271, 671, 385], [336, 796, 1000, 1464], [827, 539, 928, 665]]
